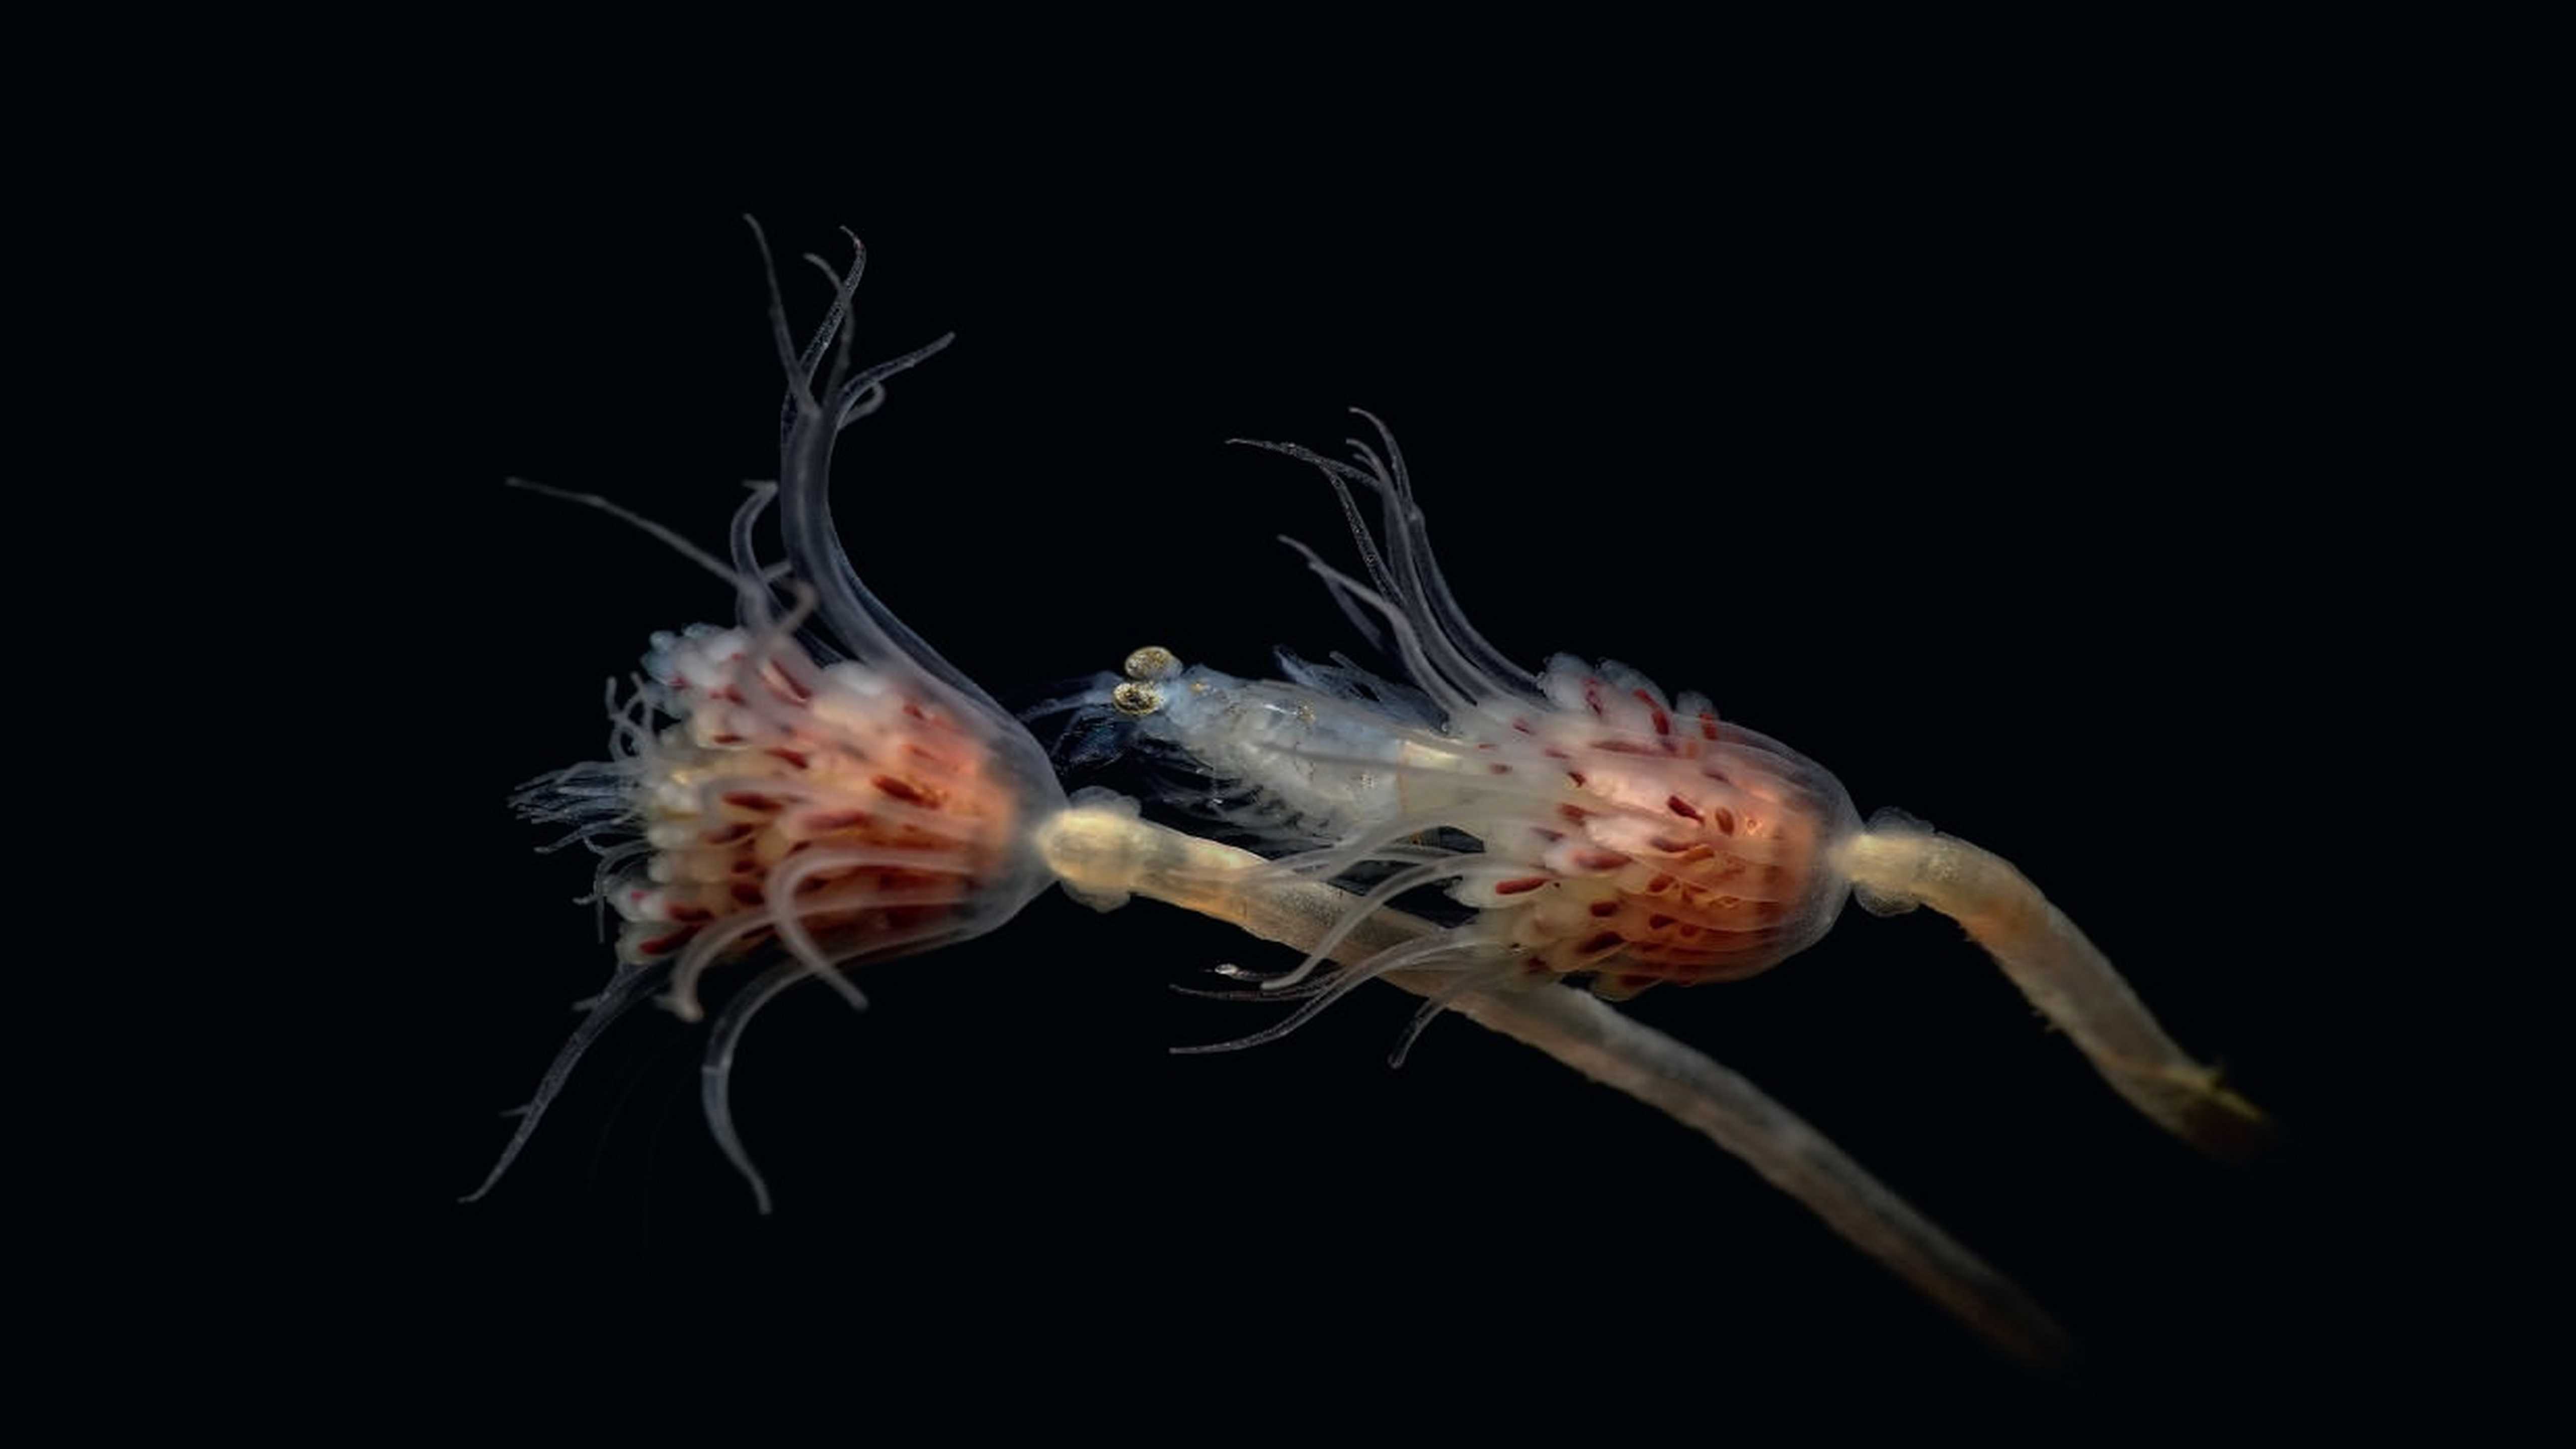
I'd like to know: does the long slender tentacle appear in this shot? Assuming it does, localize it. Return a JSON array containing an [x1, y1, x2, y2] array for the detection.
[[1388, 958, 1520, 1069], [1170, 934, 1486, 1056], [698, 958, 815, 1217], [460, 960, 676, 1202]]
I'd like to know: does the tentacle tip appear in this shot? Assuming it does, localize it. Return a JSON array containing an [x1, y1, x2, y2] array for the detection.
[[457, 1165, 511, 1205], [1275, 534, 1328, 566]]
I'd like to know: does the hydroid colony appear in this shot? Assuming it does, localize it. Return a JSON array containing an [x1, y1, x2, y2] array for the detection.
[[469, 223, 2267, 1367]]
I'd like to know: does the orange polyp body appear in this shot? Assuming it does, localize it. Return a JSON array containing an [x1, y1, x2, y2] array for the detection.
[[1466, 663, 1851, 994], [610, 625, 1020, 969]]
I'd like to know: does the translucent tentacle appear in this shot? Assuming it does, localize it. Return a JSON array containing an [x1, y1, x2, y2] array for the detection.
[[1170, 934, 1485, 1055], [698, 957, 815, 1216], [747, 220, 1000, 721], [1346, 409, 1540, 698], [1260, 859, 1469, 992], [1275, 536, 1481, 721], [699, 917, 976, 1213], [504, 479, 763, 615], [459, 960, 674, 1203], [1388, 958, 1519, 1068], [725, 480, 814, 646], [1168, 975, 1340, 1004], [1236, 419, 1539, 710]]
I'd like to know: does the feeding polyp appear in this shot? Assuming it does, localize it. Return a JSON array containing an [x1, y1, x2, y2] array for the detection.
[[468, 224, 1064, 1211]]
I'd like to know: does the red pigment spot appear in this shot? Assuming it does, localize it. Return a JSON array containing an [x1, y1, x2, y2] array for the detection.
[[1666, 794, 1702, 821], [701, 823, 756, 846], [1646, 873, 1676, 893], [765, 747, 811, 770], [1565, 770, 1587, 787], [1588, 899, 1621, 918], [801, 810, 872, 832], [1578, 931, 1624, 954], [732, 858, 760, 874], [1572, 848, 1630, 871], [1542, 745, 1571, 761], [709, 733, 746, 746], [1647, 914, 1675, 930], [667, 904, 712, 924], [762, 663, 813, 703], [1493, 876, 1551, 895], [715, 686, 747, 705], [1700, 764, 1732, 784], [637, 931, 689, 956], [1710, 807, 1736, 835], [872, 775, 938, 807], [1636, 692, 1670, 736], [1677, 923, 1701, 937], [1649, 836, 1694, 854], [1488, 762, 1511, 775], [901, 701, 930, 722], [1558, 803, 1591, 823], [1595, 739, 1655, 756], [1512, 717, 1535, 734], [722, 791, 783, 813], [1582, 679, 1604, 715], [1529, 827, 1565, 844], [731, 882, 764, 906], [1699, 711, 1720, 741]]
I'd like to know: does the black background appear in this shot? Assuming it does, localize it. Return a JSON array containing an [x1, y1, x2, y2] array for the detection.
[[348, 101, 2368, 1415]]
